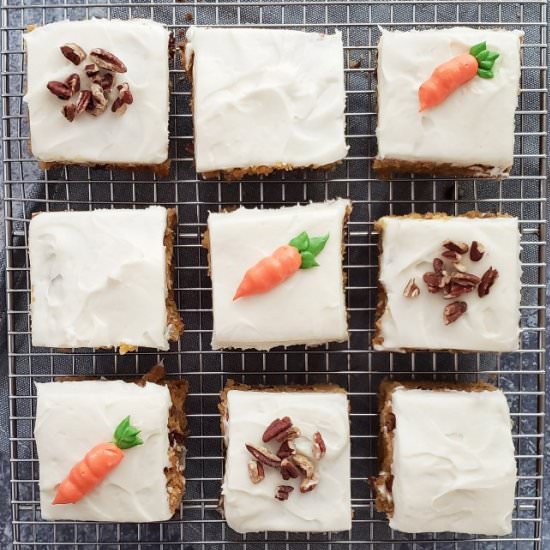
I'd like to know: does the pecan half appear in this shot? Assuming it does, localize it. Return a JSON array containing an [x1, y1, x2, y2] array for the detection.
[[247, 461, 265, 484], [62, 102, 77, 122], [443, 283, 473, 299], [75, 90, 92, 116], [280, 458, 300, 480], [245, 443, 281, 468], [275, 426, 301, 443], [300, 474, 320, 493], [444, 301, 467, 325], [470, 241, 485, 262], [312, 431, 326, 460], [276, 439, 296, 459], [450, 272, 481, 287], [90, 48, 127, 73], [88, 83, 108, 116], [443, 240, 469, 254], [478, 267, 499, 298], [403, 278, 420, 298], [441, 250, 462, 262], [64, 73, 80, 96], [47, 80, 72, 100], [275, 485, 294, 501], [262, 417, 292, 442], [60, 43, 86, 65]]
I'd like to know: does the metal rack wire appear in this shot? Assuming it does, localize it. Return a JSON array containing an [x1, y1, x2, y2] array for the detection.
[[1, 0, 547, 547]]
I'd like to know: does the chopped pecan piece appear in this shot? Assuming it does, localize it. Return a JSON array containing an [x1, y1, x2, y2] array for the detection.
[[300, 474, 320, 493], [443, 283, 473, 299], [112, 82, 134, 115], [47, 80, 72, 100], [75, 90, 92, 116], [403, 278, 420, 298], [262, 416, 292, 442], [292, 454, 315, 479], [450, 272, 481, 287], [444, 301, 467, 325], [88, 83, 108, 116], [100, 72, 114, 93], [433, 258, 444, 273], [441, 250, 462, 262], [276, 439, 296, 459], [85, 63, 100, 78], [62, 102, 77, 122], [247, 461, 265, 484], [312, 431, 326, 460], [275, 426, 301, 442], [64, 73, 80, 96], [275, 485, 294, 501], [245, 443, 281, 468], [478, 267, 499, 298], [90, 48, 127, 73], [470, 241, 485, 262], [60, 43, 86, 65], [443, 240, 469, 254], [423, 271, 447, 293], [280, 458, 300, 480]]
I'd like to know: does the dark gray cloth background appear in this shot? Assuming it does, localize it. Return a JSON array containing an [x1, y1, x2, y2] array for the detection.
[[0, 5, 549, 549]]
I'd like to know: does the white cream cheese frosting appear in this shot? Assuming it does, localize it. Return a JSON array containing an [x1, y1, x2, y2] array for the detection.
[[376, 28, 523, 176], [222, 389, 352, 533], [207, 199, 350, 350], [35, 380, 173, 522], [184, 26, 348, 174], [390, 387, 517, 535], [24, 19, 169, 166], [375, 215, 521, 352], [29, 206, 170, 350]]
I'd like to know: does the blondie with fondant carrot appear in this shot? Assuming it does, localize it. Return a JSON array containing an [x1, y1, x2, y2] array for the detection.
[[35, 365, 187, 522]]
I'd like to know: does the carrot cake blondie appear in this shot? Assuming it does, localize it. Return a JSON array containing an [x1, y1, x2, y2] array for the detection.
[[183, 27, 348, 179], [35, 365, 187, 522], [205, 199, 351, 350], [29, 206, 183, 352], [372, 379, 517, 535], [219, 381, 352, 533], [373, 213, 521, 352], [374, 27, 523, 179], [24, 19, 171, 174]]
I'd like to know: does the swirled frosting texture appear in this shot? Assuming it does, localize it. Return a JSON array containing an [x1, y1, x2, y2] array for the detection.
[[185, 27, 348, 173], [29, 207, 169, 350], [36, 381, 172, 522], [375, 215, 521, 351], [390, 387, 516, 535], [24, 19, 169, 165], [208, 199, 350, 350], [376, 28, 523, 176], [222, 390, 352, 533]]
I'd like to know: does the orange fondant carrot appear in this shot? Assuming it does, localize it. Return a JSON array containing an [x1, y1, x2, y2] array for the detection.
[[233, 231, 329, 301], [418, 42, 499, 112], [52, 416, 143, 505]]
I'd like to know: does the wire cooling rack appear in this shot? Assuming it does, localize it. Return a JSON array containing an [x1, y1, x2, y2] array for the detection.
[[1, 0, 548, 547]]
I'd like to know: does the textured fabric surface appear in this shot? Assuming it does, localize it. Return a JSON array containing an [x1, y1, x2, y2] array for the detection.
[[0, 2, 548, 548]]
